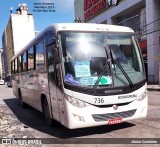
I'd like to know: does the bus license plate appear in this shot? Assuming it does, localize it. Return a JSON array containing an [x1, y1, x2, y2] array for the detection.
[[108, 118, 123, 125]]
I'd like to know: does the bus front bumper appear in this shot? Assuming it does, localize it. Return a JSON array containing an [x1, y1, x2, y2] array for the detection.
[[64, 97, 148, 129]]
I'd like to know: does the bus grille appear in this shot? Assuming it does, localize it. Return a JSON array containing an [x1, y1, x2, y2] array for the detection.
[[92, 109, 137, 122]]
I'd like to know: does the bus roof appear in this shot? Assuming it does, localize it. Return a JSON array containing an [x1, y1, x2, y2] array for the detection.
[[45, 23, 134, 33], [12, 23, 134, 60]]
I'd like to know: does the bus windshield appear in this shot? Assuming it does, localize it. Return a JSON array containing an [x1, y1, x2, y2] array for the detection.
[[60, 32, 145, 88]]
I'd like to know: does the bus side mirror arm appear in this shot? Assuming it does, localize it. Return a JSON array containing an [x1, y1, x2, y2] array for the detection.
[[54, 46, 61, 64]]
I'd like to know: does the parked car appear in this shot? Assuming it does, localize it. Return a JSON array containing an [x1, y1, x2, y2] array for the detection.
[[5, 75, 12, 87], [0, 79, 5, 85]]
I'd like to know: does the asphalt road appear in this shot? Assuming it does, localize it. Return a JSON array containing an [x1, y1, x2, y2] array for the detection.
[[0, 84, 160, 146]]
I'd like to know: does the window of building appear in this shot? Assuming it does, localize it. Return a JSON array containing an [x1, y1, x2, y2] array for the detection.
[[116, 8, 146, 41], [35, 40, 45, 69], [22, 52, 27, 72], [28, 47, 34, 71]]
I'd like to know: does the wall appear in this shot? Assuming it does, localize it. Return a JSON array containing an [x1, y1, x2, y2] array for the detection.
[[146, 0, 160, 83], [74, 0, 84, 21], [11, 14, 35, 55], [2, 30, 9, 76], [6, 18, 14, 74]]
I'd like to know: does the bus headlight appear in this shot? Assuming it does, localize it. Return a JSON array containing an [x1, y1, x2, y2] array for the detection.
[[65, 95, 89, 108], [137, 90, 147, 101]]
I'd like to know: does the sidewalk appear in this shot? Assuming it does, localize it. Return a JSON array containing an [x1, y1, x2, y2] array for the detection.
[[147, 84, 160, 91], [0, 98, 33, 139]]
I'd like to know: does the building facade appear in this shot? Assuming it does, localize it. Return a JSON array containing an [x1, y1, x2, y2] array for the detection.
[[74, 0, 160, 83], [2, 3, 35, 75], [2, 30, 8, 76]]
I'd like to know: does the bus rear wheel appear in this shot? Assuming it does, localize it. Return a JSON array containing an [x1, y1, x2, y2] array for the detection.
[[43, 99, 54, 127]]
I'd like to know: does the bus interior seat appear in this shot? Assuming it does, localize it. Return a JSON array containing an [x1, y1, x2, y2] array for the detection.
[[65, 62, 75, 77], [90, 57, 107, 75], [109, 45, 128, 64]]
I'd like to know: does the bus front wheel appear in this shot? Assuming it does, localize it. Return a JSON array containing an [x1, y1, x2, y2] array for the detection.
[[43, 99, 54, 127]]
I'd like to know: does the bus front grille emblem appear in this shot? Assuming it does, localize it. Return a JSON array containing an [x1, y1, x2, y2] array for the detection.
[[113, 105, 118, 110]]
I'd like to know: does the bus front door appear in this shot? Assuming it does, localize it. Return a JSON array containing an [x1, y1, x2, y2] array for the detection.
[[47, 47, 61, 122]]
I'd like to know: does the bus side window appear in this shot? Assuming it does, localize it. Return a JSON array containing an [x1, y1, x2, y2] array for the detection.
[[22, 52, 27, 72], [28, 47, 34, 71], [18, 56, 22, 73], [35, 40, 45, 70]]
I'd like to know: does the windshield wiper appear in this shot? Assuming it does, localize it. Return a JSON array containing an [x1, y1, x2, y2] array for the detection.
[[90, 45, 134, 95], [105, 46, 128, 86], [114, 73, 128, 85], [109, 48, 134, 89], [111, 61, 128, 86], [90, 47, 112, 95]]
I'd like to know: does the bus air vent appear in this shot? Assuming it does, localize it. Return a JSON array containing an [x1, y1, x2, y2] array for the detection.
[[92, 109, 136, 122]]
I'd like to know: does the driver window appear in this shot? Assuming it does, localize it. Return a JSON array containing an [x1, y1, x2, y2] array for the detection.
[[45, 33, 56, 83]]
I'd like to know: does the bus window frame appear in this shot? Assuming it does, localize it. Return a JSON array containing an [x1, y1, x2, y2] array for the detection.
[[22, 51, 27, 73], [18, 55, 22, 73], [45, 31, 62, 89], [35, 38, 45, 70], [28, 47, 35, 71]]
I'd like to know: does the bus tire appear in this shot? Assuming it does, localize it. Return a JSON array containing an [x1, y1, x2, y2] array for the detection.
[[43, 98, 54, 127], [19, 90, 27, 108]]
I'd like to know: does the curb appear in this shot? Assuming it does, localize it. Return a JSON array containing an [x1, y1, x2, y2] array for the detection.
[[147, 88, 160, 91], [147, 84, 160, 91]]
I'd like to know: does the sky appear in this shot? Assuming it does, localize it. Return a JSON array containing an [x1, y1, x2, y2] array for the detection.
[[0, 0, 75, 47]]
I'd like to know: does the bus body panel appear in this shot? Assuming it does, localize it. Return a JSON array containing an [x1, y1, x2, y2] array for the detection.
[[12, 70, 50, 112], [70, 84, 147, 106], [48, 81, 61, 122], [55, 88, 67, 126], [64, 85, 147, 129]]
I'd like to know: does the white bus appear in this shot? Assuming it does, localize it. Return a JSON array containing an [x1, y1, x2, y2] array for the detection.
[[11, 23, 147, 129]]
